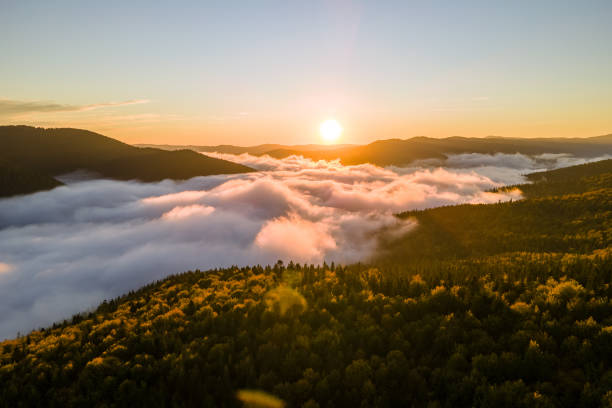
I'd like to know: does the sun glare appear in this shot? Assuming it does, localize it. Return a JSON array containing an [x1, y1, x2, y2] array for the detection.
[[320, 119, 342, 144]]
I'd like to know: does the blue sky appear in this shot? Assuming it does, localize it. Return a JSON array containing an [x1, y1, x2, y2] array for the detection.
[[1, 0, 611, 144]]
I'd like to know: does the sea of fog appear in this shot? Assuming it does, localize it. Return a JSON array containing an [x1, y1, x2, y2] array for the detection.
[[0, 152, 608, 338]]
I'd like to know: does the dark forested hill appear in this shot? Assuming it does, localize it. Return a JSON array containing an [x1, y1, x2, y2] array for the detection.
[[2, 160, 612, 407], [384, 159, 612, 263], [0, 160, 64, 198], [146, 135, 612, 167], [136, 143, 356, 155], [0, 126, 254, 196], [286, 135, 612, 166]]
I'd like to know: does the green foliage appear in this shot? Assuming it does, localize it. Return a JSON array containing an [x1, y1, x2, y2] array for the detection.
[[388, 160, 612, 263], [523, 159, 612, 198], [2, 253, 612, 407]]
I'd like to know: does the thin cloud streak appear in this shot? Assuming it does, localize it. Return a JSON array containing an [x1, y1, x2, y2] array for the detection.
[[0, 98, 150, 116]]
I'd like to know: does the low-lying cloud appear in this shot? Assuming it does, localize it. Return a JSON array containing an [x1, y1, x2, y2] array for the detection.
[[0, 152, 601, 339], [441, 152, 612, 185]]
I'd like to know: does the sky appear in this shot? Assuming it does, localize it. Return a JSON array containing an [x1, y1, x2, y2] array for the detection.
[[1, 0, 611, 145]]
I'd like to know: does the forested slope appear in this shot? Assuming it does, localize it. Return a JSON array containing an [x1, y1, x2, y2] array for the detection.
[[386, 160, 612, 263], [0, 126, 254, 196], [302, 136, 612, 166], [2, 160, 612, 407], [0, 160, 63, 198]]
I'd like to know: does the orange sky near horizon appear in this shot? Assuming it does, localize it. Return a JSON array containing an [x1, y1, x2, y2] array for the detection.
[[7, 109, 609, 147], [2, 2, 612, 146]]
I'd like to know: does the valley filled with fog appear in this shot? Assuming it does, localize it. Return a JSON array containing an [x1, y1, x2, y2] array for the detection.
[[0, 152, 608, 338]]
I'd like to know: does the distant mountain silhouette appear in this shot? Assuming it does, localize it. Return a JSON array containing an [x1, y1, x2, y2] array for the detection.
[[311, 135, 612, 166], [136, 143, 356, 155], [0, 126, 254, 197], [143, 134, 612, 166]]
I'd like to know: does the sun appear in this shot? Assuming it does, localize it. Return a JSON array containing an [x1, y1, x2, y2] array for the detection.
[[320, 119, 343, 143]]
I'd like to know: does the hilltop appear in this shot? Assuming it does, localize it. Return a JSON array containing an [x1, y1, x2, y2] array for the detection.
[[144, 135, 612, 167], [257, 135, 612, 166], [0, 126, 254, 197], [2, 159, 612, 407], [136, 143, 356, 155]]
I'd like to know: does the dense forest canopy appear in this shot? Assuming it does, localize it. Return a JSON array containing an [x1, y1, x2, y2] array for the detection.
[[0, 126, 254, 197], [0, 159, 64, 198], [1, 159, 612, 407], [384, 160, 612, 264]]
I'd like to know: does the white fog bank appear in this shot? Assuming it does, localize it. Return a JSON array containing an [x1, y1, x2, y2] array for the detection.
[[1, 152, 604, 338]]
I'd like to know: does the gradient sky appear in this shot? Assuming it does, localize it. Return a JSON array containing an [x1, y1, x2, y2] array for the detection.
[[1, 0, 611, 145]]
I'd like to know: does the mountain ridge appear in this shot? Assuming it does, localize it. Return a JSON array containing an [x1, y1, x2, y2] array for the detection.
[[0, 126, 254, 197], [140, 133, 612, 167]]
